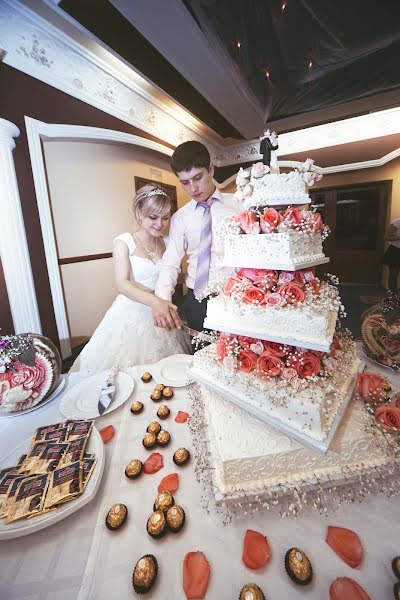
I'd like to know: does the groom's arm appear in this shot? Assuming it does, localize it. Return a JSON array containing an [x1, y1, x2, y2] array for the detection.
[[155, 211, 186, 302]]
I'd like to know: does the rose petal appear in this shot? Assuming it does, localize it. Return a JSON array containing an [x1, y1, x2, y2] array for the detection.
[[242, 529, 271, 570], [329, 577, 372, 600], [183, 551, 210, 599], [99, 425, 115, 444], [175, 411, 190, 423], [143, 452, 163, 474], [158, 472, 179, 494], [326, 526, 363, 568]]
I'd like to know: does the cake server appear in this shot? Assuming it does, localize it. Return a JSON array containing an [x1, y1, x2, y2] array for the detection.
[[97, 366, 119, 416]]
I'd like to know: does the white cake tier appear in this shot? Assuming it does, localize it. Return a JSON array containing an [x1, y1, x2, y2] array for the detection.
[[223, 230, 329, 270], [201, 387, 390, 496], [243, 171, 310, 209], [204, 282, 339, 352], [189, 338, 360, 448]]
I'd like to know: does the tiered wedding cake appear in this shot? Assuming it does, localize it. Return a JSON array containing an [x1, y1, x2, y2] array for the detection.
[[189, 153, 361, 453]]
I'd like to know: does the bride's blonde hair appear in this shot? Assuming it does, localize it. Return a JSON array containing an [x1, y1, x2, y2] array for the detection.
[[132, 184, 171, 231]]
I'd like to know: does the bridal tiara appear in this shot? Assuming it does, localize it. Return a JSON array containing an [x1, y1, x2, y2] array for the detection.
[[142, 187, 168, 198]]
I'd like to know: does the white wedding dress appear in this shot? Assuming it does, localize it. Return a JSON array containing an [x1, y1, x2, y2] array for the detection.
[[70, 233, 191, 373]]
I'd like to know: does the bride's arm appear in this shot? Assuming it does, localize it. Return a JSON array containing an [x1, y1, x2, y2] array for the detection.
[[113, 240, 181, 330]]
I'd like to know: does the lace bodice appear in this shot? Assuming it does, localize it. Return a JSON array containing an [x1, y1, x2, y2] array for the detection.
[[113, 232, 164, 291]]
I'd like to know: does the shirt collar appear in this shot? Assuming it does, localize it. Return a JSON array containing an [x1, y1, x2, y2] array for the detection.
[[189, 187, 223, 211]]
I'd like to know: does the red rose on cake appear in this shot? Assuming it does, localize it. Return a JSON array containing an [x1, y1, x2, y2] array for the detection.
[[277, 282, 305, 305], [263, 341, 292, 358], [243, 286, 266, 305], [260, 207, 283, 233], [294, 352, 322, 378], [238, 349, 258, 373], [375, 404, 400, 431], [257, 352, 284, 378], [216, 335, 230, 360], [234, 210, 261, 234], [357, 371, 391, 403]]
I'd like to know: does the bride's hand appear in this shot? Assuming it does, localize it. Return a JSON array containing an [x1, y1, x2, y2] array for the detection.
[[152, 296, 182, 330]]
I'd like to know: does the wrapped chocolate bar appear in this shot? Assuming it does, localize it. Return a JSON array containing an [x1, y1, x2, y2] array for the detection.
[[0, 472, 26, 516], [61, 437, 88, 466], [43, 426, 69, 444], [67, 420, 94, 441], [31, 443, 69, 475], [0, 474, 35, 519], [82, 457, 97, 489], [18, 441, 47, 474], [32, 422, 64, 443], [44, 461, 83, 508], [6, 474, 50, 523]]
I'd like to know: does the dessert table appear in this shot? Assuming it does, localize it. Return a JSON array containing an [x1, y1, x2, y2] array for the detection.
[[0, 359, 399, 600]]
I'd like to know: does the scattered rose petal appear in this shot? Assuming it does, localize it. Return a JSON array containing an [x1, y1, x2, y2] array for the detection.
[[175, 411, 190, 423], [143, 452, 163, 474], [99, 425, 115, 444], [158, 472, 179, 493], [183, 551, 210, 599], [329, 577, 371, 600], [242, 529, 271, 570], [326, 526, 363, 568]]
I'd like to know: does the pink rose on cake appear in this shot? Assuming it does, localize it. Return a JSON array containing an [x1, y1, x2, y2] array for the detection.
[[251, 162, 269, 178], [260, 208, 283, 233], [237, 267, 275, 283], [243, 286, 266, 305], [282, 367, 298, 382], [302, 158, 315, 171], [303, 210, 324, 231], [263, 341, 292, 358], [282, 208, 303, 228], [237, 336, 257, 349], [264, 292, 284, 307], [216, 334, 232, 360], [236, 167, 251, 187], [293, 268, 315, 285], [278, 270, 295, 285], [295, 352, 322, 378], [357, 371, 390, 403], [224, 275, 243, 297], [302, 171, 322, 187], [277, 282, 305, 305], [238, 349, 258, 373], [249, 341, 264, 355], [234, 210, 260, 234], [375, 404, 400, 432], [257, 353, 284, 378]]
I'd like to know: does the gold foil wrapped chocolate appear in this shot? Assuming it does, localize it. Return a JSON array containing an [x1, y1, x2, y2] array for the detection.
[[132, 554, 158, 594], [141, 372, 152, 383], [166, 504, 185, 533], [154, 384, 165, 392], [239, 583, 265, 600], [125, 459, 143, 479], [142, 432, 157, 450], [150, 390, 162, 402], [162, 386, 174, 399], [157, 405, 170, 420], [156, 430, 171, 447], [154, 491, 174, 513], [130, 401, 144, 415], [173, 447, 190, 466], [284, 547, 313, 585], [146, 510, 167, 538], [146, 421, 161, 435], [105, 503, 128, 530]]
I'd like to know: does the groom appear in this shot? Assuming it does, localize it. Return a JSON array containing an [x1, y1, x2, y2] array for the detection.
[[154, 141, 239, 332]]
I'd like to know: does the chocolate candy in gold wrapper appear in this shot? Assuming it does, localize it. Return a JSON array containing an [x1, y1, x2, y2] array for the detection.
[[150, 390, 163, 402], [284, 547, 313, 585], [394, 582, 400, 600], [173, 447, 191, 466], [156, 405, 170, 420], [156, 430, 171, 447], [146, 421, 161, 435], [393, 557, 400, 579], [162, 386, 174, 399], [142, 432, 157, 450], [146, 510, 167, 538], [166, 504, 185, 533], [141, 372, 152, 383], [105, 503, 128, 530], [130, 401, 144, 415], [153, 491, 175, 513], [132, 554, 158, 594], [125, 459, 143, 480], [154, 384, 165, 392], [239, 583, 265, 600]]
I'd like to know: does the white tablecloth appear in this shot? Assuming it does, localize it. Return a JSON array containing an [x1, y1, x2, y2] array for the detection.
[[0, 360, 399, 600]]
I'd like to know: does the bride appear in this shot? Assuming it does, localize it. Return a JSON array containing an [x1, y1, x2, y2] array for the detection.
[[70, 184, 191, 373]]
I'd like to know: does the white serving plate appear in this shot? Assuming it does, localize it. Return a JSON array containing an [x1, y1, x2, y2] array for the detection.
[[151, 354, 193, 388], [59, 372, 134, 419], [0, 426, 104, 540], [0, 378, 66, 419]]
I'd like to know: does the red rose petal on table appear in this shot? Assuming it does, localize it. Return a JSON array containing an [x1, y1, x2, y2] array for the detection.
[[158, 473, 179, 493], [329, 577, 372, 600], [99, 425, 115, 444], [175, 411, 190, 423], [326, 526, 363, 568], [183, 552, 210, 599], [242, 529, 271, 570], [143, 452, 163, 474]]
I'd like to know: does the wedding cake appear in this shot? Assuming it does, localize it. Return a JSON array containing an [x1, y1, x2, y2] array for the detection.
[[189, 152, 360, 452]]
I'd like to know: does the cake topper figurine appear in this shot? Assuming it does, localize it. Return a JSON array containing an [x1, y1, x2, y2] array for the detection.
[[259, 129, 279, 174]]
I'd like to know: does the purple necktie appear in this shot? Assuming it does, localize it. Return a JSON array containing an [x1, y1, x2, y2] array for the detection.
[[194, 198, 216, 301]]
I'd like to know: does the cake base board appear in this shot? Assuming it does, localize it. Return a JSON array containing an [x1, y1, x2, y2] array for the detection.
[[187, 366, 360, 454], [223, 256, 330, 271]]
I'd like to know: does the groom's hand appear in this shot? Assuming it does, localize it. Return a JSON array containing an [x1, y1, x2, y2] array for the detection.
[[152, 297, 182, 330]]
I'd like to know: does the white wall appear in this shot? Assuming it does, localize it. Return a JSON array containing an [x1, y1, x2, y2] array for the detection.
[[43, 140, 190, 346]]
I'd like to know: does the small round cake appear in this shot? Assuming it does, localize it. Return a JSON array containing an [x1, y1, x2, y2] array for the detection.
[[125, 459, 143, 479], [105, 503, 128, 530]]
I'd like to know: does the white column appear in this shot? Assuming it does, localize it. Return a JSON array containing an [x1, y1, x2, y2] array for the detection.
[[0, 118, 42, 333]]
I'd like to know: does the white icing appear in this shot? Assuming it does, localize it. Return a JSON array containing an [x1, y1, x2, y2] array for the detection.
[[243, 171, 310, 208]]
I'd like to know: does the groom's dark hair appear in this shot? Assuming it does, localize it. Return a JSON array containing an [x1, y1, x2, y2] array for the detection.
[[171, 141, 211, 174]]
